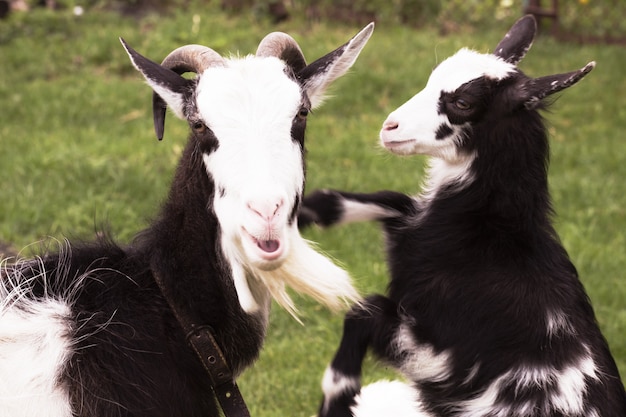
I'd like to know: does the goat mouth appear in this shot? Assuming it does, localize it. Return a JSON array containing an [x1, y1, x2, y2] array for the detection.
[[381, 138, 415, 154], [256, 238, 280, 254], [242, 228, 284, 262]]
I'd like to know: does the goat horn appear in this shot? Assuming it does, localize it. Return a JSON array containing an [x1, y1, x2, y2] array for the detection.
[[256, 32, 306, 73], [160, 44, 226, 73], [153, 45, 226, 140]]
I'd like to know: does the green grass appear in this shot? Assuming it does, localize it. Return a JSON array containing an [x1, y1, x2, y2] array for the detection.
[[1, 6, 625, 416]]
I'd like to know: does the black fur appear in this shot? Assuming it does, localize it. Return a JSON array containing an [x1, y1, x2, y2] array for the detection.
[[13, 133, 265, 417], [302, 18, 625, 417]]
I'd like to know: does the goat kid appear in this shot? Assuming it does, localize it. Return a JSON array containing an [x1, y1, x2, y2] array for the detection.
[[300, 16, 626, 417], [0, 24, 374, 417]]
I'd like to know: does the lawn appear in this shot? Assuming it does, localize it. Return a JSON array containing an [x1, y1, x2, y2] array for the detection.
[[0, 4, 625, 416]]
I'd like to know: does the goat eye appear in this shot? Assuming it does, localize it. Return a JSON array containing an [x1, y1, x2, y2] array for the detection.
[[296, 108, 309, 120], [455, 99, 471, 110], [192, 121, 207, 133]]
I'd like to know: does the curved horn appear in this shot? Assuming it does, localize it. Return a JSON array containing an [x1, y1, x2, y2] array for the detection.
[[160, 44, 226, 73], [153, 45, 226, 140], [256, 32, 306, 74]]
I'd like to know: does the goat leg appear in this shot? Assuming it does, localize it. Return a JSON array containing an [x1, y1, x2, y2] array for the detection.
[[299, 190, 417, 229], [319, 294, 401, 417]]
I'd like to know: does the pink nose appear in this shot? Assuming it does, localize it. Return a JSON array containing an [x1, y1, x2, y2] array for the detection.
[[247, 198, 285, 223], [382, 119, 399, 131]]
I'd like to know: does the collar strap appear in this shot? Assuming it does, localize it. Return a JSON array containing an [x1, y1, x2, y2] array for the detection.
[[186, 325, 251, 417], [153, 268, 251, 417]]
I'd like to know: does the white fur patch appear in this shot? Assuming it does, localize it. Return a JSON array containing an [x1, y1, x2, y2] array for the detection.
[[545, 308, 575, 338], [321, 366, 361, 413], [394, 324, 452, 383], [432, 48, 514, 90], [0, 249, 135, 417], [419, 153, 476, 204], [341, 199, 403, 224], [351, 380, 431, 417], [0, 261, 73, 417], [458, 348, 598, 416], [228, 255, 268, 315]]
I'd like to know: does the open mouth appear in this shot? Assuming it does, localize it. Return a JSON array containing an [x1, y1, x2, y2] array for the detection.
[[243, 228, 284, 262], [255, 238, 280, 254]]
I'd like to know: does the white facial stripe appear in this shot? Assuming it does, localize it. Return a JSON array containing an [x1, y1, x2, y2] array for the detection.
[[198, 56, 305, 269], [194, 56, 312, 311], [199, 57, 304, 204], [197, 56, 302, 135], [430, 48, 515, 92]]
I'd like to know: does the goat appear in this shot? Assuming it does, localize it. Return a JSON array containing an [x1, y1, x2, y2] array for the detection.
[[300, 16, 626, 417], [0, 23, 374, 417]]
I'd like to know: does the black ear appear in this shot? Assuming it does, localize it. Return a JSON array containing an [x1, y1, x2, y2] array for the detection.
[[493, 15, 537, 65], [297, 22, 374, 108], [522, 62, 596, 109], [120, 38, 194, 140]]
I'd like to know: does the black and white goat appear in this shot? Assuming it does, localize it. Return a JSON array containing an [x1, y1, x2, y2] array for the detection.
[[0, 24, 374, 417], [300, 16, 626, 417]]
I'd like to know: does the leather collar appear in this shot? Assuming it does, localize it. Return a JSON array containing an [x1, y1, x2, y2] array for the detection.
[[153, 267, 251, 417]]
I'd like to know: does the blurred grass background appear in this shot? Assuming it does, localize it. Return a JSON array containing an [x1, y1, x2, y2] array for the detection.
[[0, 1, 624, 415]]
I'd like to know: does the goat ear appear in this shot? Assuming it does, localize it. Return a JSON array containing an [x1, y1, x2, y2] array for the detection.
[[298, 22, 374, 108], [120, 38, 193, 140], [493, 15, 536, 65], [521, 62, 596, 109]]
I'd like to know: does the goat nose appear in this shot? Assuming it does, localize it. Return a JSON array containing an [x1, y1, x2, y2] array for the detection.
[[247, 198, 285, 222], [382, 120, 399, 131]]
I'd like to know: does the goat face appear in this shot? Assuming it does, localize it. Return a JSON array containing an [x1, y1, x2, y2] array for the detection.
[[121, 25, 373, 313], [197, 57, 307, 270], [380, 15, 594, 166], [380, 48, 513, 163]]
